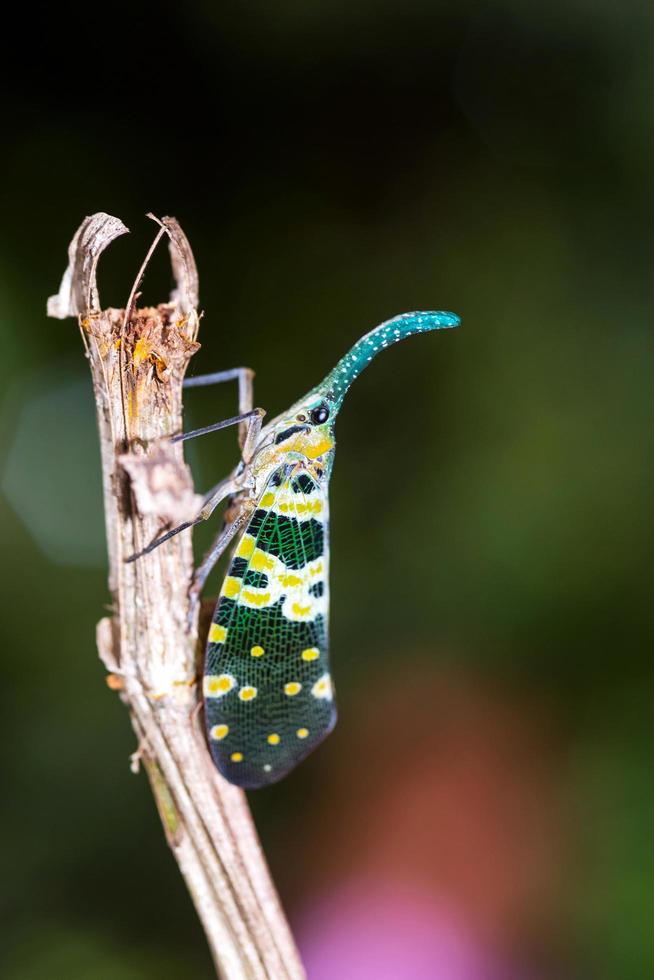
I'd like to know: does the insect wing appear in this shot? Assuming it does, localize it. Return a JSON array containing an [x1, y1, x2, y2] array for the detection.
[[204, 464, 335, 788]]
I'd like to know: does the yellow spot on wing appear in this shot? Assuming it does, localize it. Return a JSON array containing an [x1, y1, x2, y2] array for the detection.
[[296, 500, 323, 515], [292, 601, 312, 618], [210, 724, 229, 741], [296, 728, 309, 739], [260, 491, 275, 508], [251, 645, 265, 657], [279, 573, 303, 588], [242, 590, 272, 607], [231, 752, 243, 762], [204, 674, 236, 698], [284, 681, 302, 696], [208, 624, 227, 643], [239, 685, 258, 701], [236, 534, 255, 559], [221, 577, 241, 598], [311, 672, 333, 700], [251, 550, 275, 572], [267, 733, 280, 745], [301, 647, 320, 661]]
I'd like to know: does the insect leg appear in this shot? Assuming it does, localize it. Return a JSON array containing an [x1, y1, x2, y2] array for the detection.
[[235, 369, 255, 449], [126, 476, 242, 562], [240, 408, 264, 464], [188, 512, 249, 625], [196, 474, 249, 522], [127, 382, 262, 564], [126, 518, 200, 562], [170, 408, 264, 445], [183, 367, 254, 449], [183, 366, 253, 393]]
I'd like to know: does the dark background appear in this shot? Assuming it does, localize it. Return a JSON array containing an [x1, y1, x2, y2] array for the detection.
[[2, 2, 654, 977]]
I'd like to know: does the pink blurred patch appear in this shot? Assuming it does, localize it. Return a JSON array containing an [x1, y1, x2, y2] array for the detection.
[[295, 879, 513, 980]]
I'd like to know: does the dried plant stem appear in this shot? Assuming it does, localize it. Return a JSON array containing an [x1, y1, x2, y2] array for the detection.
[[48, 213, 305, 980]]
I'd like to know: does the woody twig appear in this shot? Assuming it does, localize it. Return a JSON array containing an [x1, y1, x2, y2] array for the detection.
[[47, 212, 304, 980]]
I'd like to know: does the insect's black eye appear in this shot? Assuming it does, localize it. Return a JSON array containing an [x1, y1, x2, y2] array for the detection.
[[310, 403, 330, 425]]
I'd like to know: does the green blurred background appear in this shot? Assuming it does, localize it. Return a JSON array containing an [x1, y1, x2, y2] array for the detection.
[[2, 1, 654, 977]]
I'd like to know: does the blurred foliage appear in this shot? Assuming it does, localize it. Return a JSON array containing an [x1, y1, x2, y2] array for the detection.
[[2, 1, 654, 977]]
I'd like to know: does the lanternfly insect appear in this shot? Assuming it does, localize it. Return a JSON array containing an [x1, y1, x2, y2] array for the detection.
[[133, 311, 460, 788]]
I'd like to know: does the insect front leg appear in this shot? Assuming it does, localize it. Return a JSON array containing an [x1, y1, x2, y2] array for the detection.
[[179, 404, 262, 525], [127, 401, 263, 563], [240, 408, 264, 464], [171, 408, 264, 446], [183, 366, 254, 449]]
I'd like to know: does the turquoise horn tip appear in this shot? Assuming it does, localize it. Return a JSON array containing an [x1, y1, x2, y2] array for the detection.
[[325, 310, 461, 402], [397, 310, 461, 330]]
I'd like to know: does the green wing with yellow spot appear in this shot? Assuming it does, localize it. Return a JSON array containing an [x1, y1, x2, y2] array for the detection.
[[203, 462, 335, 788]]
